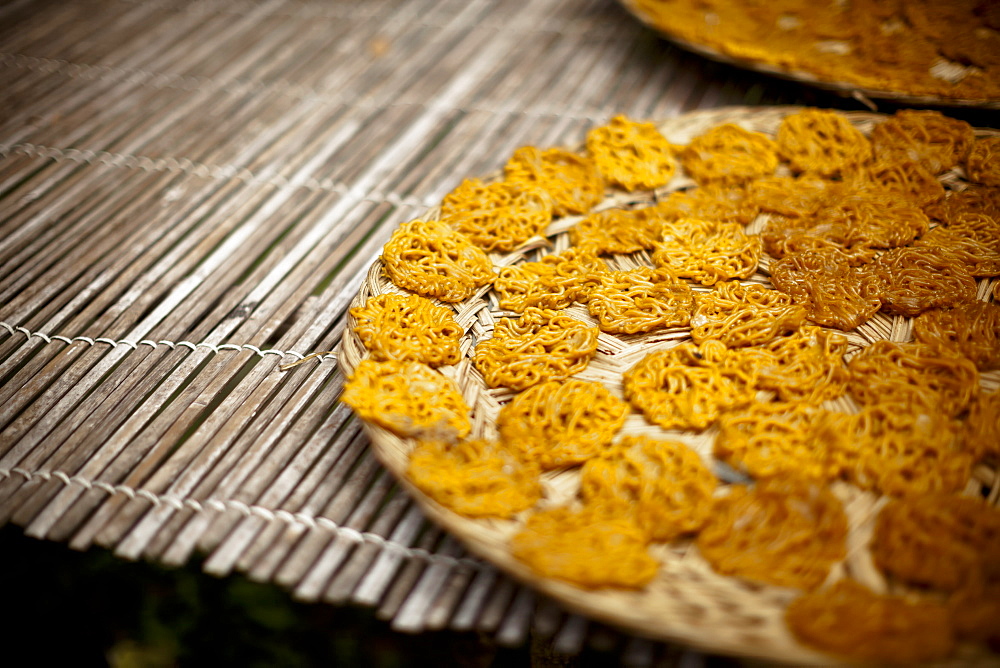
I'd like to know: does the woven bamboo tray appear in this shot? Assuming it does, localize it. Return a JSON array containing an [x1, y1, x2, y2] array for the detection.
[[338, 106, 1000, 665], [618, 0, 1000, 110]]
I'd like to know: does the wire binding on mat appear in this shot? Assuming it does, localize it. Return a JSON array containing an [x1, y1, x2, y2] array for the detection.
[[0, 466, 484, 570]]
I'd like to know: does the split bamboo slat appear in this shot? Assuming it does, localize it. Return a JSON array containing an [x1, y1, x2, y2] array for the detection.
[[1, 0, 995, 664]]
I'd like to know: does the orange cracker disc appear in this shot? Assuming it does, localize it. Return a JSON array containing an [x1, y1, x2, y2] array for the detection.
[[776, 108, 872, 178], [697, 477, 847, 591], [580, 435, 717, 542], [679, 123, 779, 186], [655, 183, 759, 226], [690, 281, 807, 348], [871, 109, 975, 174], [873, 246, 978, 317], [586, 267, 694, 335], [510, 506, 658, 589], [472, 307, 599, 391], [493, 246, 608, 312], [816, 189, 930, 250], [349, 293, 463, 367], [381, 219, 495, 303], [964, 389, 1000, 464], [496, 378, 629, 470], [872, 494, 1000, 592], [749, 175, 840, 219], [923, 184, 1000, 225], [736, 326, 850, 404], [714, 402, 848, 482], [913, 301, 1000, 371], [652, 217, 762, 286], [944, 211, 1000, 255], [913, 225, 1000, 277], [865, 158, 945, 208], [623, 341, 757, 431], [949, 583, 1000, 647], [760, 212, 876, 264], [966, 136, 1000, 187], [439, 178, 553, 252], [838, 403, 972, 497], [785, 580, 954, 665], [569, 206, 662, 254], [847, 340, 980, 418], [768, 248, 884, 330], [504, 145, 604, 216], [406, 438, 542, 518], [341, 359, 471, 442], [585, 114, 678, 191]]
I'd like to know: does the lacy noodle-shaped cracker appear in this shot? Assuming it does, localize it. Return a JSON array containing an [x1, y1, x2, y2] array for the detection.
[[438, 178, 553, 252], [341, 359, 471, 441], [749, 175, 840, 218], [690, 281, 807, 348], [679, 123, 779, 185], [769, 248, 884, 330], [944, 212, 1000, 255], [623, 341, 757, 431], [407, 438, 541, 518], [473, 307, 599, 391], [866, 158, 945, 208], [839, 404, 972, 497], [966, 136, 1000, 187], [587, 267, 694, 335], [349, 293, 462, 367], [496, 379, 628, 470], [697, 478, 847, 590], [870, 109, 975, 174], [873, 246, 977, 317], [655, 184, 759, 226], [785, 580, 954, 665], [580, 435, 717, 542], [738, 326, 849, 404], [493, 247, 607, 312], [585, 114, 678, 191], [817, 189, 930, 249], [760, 213, 877, 264], [569, 206, 662, 254], [848, 340, 979, 417], [964, 389, 1000, 463], [924, 184, 1000, 225], [913, 225, 1000, 277], [949, 583, 1000, 646], [504, 146, 604, 216], [510, 506, 658, 589], [652, 217, 761, 286], [715, 402, 848, 481], [872, 494, 1000, 592], [776, 109, 872, 178], [914, 302, 1000, 371], [382, 219, 495, 303]]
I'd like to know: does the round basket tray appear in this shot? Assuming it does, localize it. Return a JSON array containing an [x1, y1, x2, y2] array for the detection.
[[618, 0, 1000, 110], [338, 106, 1000, 665]]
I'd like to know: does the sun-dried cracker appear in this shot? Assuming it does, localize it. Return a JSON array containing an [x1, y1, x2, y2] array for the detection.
[[407, 438, 542, 518], [580, 435, 717, 542], [749, 175, 840, 218], [786, 580, 954, 665], [776, 108, 872, 178], [769, 248, 883, 330], [697, 477, 847, 591], [496, 379, 628, 470], [966, 136, 1000, 187], [623, 341, 757, 431], [964, 389, 1000, 464], [913, 301, 1000, 371], [655, 184, 759, 226], [736, 326, 849, 404], [587, 267, 694, 335], [923, 184, 1000, 225], [690, 281, 807, 348], [866, 158, 945, 208], [439, 178, 553, 252], [341, 359, 471, 442], [913, 225, 1000, 277], [504, 146, 604, 216], [473, 307, 599, 391], [680, 123, 779, 185], [569, 206, 662, 254], [873, 246, 978, 317], [652, 217, 761, 286], [350, 293, 463, 367], [382, 219, 495, 303], [510, 506, 658, 589], [871, 109, 975, 174], [493, 247, 607, 312], [586, 114, 678, 191]]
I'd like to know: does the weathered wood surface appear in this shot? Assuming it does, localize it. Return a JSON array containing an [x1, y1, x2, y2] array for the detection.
[[2, 0, 992, 663]]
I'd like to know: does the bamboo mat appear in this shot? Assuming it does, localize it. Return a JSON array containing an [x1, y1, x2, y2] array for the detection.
[[0, 1, 993, 663]]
